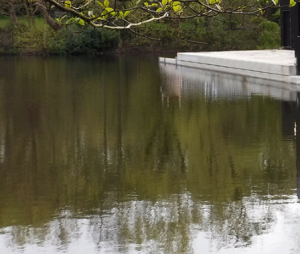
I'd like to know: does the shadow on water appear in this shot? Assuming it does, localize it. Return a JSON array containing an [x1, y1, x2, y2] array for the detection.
[[0, 56, 298, 253]]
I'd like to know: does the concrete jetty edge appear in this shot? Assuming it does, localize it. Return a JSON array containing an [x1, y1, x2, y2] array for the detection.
[[159, 50, 300, 86]]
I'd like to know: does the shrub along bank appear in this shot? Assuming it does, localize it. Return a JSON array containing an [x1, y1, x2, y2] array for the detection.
[[0, 14, 281, 55]]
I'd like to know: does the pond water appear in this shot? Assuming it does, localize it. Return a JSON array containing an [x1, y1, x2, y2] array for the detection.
[[0, 56, 299, 254]]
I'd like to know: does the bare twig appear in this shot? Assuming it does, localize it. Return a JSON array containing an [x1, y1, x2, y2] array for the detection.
[[129, 28, 161, 41]]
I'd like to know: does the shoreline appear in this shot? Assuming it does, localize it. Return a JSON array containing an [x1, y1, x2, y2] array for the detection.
[[0, 49, 179, 57]]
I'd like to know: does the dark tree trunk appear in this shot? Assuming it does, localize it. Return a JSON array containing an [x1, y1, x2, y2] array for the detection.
[[23, 0, 32, 29], [7, 0, 18, 25], [37, 2, 62, 31]]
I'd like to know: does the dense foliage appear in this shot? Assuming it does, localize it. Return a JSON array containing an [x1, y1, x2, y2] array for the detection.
[[0, 0, 284, 54], [0, 13, 280, 54]]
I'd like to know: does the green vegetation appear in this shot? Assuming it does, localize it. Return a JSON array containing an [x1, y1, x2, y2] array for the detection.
[[128, 15, 281, 51], [0, 17, 120, 54], [0, 13, 280, 54]]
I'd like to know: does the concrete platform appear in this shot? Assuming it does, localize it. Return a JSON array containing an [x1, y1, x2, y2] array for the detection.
[[159, 50, 300, 86]]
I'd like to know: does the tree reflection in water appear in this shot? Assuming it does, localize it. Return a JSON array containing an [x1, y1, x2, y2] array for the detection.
[[0, 56, 297, 253]]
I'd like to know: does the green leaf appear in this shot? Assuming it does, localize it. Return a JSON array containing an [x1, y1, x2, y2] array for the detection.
[[119, 11, 124, 18], [208, 0, 220, 4], [151, 3, 158, 7], [101, 9, 108, 19], [66, 17, 74, 24], [105, 7, 114, 13], [104, 0, 110, 7], [162, 0, 167, 6], [96, 1, 104, 8], [290, 0, 296, 7], [156, 7, 163, 12], [65, 0, 71, 8], [144, 2, 149, 7], [173, 4, 182, 12], [172, 1, 180, 6], [78, 19, 85, 26], [124, 11, 130, 17]]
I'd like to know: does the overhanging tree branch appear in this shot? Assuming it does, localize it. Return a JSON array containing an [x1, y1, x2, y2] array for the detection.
[[34, 0, 288, 30]]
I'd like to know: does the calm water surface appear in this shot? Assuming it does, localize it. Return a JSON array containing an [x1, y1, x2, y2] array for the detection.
[[0, 56, 298, 254]]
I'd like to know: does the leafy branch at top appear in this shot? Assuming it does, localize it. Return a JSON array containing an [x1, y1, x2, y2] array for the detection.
[[33, 0, 294, 30]]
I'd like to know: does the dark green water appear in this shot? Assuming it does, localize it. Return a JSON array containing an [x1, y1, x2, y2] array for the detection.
[[0, 56, 298, 254]]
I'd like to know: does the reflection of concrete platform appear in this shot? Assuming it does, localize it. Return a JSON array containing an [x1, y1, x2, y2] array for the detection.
[[159, 50, 300, 85], [160, 62, 297, 102]]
